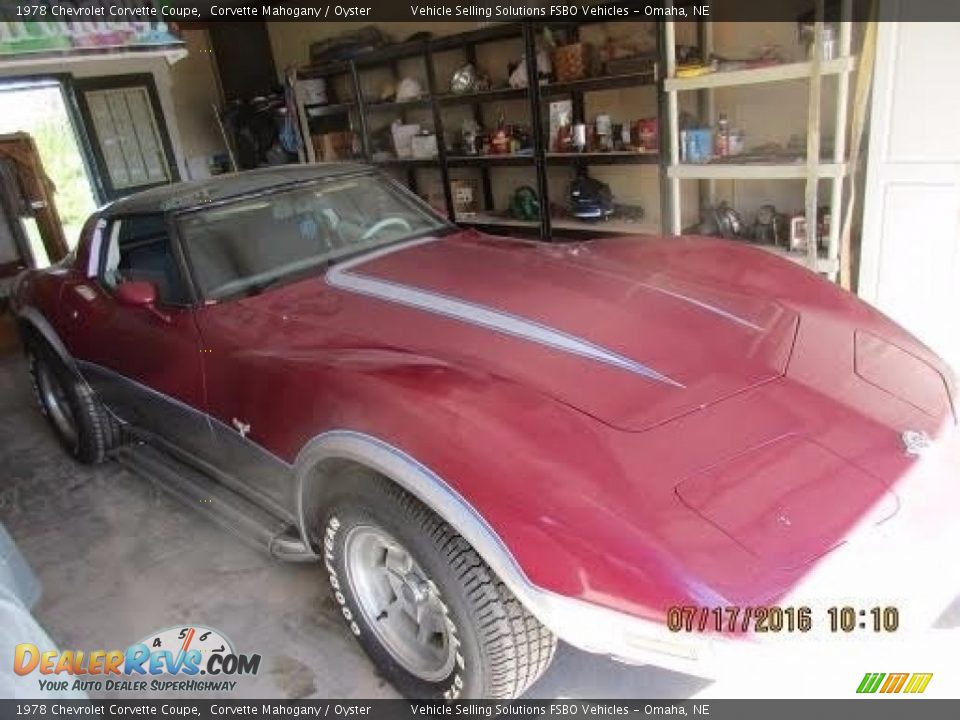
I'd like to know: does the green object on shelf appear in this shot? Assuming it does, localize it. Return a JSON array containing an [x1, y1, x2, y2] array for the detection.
[[509, 186, 540, 222]]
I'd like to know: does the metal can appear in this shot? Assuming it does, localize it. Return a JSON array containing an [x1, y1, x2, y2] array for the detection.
[[728, 129, 745, 156], [572, 123, 587, 152]]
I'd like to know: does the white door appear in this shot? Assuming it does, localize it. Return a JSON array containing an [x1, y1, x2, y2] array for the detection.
[[859, 12, 960, 373]]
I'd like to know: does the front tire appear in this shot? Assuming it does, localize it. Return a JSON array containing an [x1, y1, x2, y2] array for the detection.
[[26, 339, 120, 464], [320, 474, 556, 699]]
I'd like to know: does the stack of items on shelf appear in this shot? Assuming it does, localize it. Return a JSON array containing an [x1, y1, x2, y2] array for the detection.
[[674, 26, 840, 81], [297, 74, 360, 163], [676, 44, 787, 78], [308, 25, 391, 65], [700, 201, 832, 254], [549, 100, 657, 155], [681, 111, 835, 166], [450, 63, 491, 94], [679, 111, 746, 164], [456, 111, 533, 158], [546, 27, 658, 82]]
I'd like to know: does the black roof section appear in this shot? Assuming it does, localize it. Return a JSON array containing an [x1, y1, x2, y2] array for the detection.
[[101, 163, 372, 216]]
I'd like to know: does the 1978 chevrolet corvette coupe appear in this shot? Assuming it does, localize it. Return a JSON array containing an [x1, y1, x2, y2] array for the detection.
[[10, 164, 960, 698]]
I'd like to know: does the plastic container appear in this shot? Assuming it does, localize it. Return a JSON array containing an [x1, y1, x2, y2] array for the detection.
[[729, 129, 745, 156], [297, 78, 327, 106], [0, 523, 40, 609], [682, 128, 714, 164]]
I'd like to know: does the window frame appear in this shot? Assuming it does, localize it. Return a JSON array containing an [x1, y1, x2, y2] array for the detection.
[[172, 172, 455, 305], [73, 74, 180, 202], [95, 211, 199, 310]]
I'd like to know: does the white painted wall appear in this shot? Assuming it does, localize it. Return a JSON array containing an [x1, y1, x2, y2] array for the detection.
[[859, 15, 960, 372]]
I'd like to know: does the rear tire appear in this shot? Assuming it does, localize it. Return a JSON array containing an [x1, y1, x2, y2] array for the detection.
[[26, 339, 121, 464], [320, 473, 556, 699]]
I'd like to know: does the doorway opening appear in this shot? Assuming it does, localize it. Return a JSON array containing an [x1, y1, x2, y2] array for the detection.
[[0, 80, 97, 267]]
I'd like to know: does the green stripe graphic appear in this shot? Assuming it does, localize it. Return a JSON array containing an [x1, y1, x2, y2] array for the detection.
[[857, 673, 886, 693]]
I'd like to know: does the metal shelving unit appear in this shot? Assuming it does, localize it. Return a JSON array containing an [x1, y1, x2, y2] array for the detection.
[[291, 21, 662, 241], [663, 0, 855, 280]]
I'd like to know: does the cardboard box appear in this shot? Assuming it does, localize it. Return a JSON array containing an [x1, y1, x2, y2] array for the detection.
[[311, 132, 353, 161], [391, 123, 421, 159]]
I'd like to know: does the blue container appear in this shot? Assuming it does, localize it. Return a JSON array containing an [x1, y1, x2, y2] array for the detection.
[[682, 128, 714, 164]]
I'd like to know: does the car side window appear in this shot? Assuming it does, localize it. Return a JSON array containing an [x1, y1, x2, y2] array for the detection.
[[100, 214, 190, 306]]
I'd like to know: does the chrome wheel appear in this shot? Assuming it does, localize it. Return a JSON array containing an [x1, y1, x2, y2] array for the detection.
[[343, 525, 458, 681], [35, 359, 77, 447]]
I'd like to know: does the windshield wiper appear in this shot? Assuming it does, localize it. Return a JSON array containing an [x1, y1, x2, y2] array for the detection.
[[247, 258, 334, 296]]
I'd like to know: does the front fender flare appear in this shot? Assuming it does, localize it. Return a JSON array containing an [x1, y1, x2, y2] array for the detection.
[[295, 429, 531, 594], [293, 429, 709, 673], [16, 306, 82, 379]]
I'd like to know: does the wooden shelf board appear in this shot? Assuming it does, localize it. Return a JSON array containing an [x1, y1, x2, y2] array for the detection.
[[354, 40, 430, 67], [363, 97, 434, 112], [305, 102, 354, 119], [446, 154, 535, 167], [551, 218, 659, 235], [754, 243, 839, 274], [457, 214, 658, 236], [668, 162, 848, 180], [664, 57, 855, 92], [370, 157, 438, 167], [436, 87, 528, 105], [430, 24, 523, 51], [298, 61, 351, 78], [546, 151, 659, 165], [541, 70, 657, 96], [456, 212, 539, 229]]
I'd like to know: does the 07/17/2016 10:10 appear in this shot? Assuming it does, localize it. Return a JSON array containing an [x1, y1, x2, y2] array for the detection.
[[666, 605, 901, 633]]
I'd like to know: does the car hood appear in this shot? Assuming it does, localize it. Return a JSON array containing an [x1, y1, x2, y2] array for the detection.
[[265, 232, 800, 431]]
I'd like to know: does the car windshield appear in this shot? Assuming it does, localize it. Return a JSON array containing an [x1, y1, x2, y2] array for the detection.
[[177, 172, 449, 301]]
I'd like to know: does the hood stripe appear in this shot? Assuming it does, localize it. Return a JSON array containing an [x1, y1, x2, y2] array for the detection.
[[327, 238, 684, 388]]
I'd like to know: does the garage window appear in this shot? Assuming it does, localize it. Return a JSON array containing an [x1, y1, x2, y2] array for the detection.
[[100, 214, 190, 306]]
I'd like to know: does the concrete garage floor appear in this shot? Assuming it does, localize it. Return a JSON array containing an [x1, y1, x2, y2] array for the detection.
[[0, 352, 708, 700]]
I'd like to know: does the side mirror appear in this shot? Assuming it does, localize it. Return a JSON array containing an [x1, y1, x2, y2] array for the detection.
[[115, 281, 171, 323], [115, 280, 157, 308]]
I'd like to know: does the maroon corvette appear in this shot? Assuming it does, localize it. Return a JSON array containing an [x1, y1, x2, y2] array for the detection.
[[10, 164, 960, 698]]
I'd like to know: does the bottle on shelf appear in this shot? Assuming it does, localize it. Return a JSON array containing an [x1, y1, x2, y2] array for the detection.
[[716, 111, 730, 158], [491, 109, 509, 155]]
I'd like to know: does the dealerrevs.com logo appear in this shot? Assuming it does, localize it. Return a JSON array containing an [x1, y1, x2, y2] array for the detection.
[[14, 625, 261, 693]]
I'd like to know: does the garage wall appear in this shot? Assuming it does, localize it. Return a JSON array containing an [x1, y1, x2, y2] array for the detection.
[[168, 29, 229, 179], [268, 20, 843, 229]]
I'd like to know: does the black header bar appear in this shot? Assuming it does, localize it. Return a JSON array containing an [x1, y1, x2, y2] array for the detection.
[[1, 0, 959, 23]]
